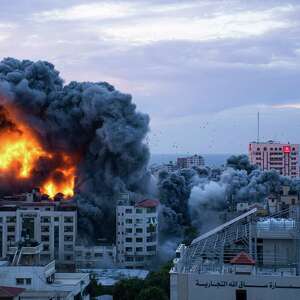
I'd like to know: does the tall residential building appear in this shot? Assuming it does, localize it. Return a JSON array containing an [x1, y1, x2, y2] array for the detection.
[[0, 192, 77, 268], [116, 194, 159, 268], [177, 154, 205, 169], [249, 141, 299, 177]]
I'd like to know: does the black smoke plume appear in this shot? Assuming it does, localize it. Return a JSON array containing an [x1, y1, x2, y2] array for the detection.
[[0, 58, 150, 241]]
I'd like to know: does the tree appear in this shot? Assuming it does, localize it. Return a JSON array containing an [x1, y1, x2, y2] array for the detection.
[[113, 278, 145, 300], [137, 286, 168, 300], [144, 262, 172, 298]]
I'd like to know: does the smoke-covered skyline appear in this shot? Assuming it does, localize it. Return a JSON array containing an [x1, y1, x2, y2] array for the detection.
[[0, 0, 300, 154], [0, 57, 151, 240]]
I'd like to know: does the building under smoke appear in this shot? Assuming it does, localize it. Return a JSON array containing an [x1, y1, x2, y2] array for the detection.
[[0, 57, 151, 242]]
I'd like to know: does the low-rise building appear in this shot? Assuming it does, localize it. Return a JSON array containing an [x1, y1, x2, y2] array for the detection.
[[75, 244, 117, 269], [171, 207, 300, 300], [116, 194, 159, 268], [0, 241, 90, 299], [267, 185, 300, 215]]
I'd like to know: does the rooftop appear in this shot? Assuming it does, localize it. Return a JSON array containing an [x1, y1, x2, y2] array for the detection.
[[230, 252, 255, 265], [0, 286, 25, 297], [79, 268, 149, 286], [135, 199, 160, 208]]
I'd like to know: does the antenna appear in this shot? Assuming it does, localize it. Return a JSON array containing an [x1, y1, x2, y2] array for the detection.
[[257, 112, 260, 143]]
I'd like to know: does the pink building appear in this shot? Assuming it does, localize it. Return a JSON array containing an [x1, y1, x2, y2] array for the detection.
[[249, 141, 299, 177]]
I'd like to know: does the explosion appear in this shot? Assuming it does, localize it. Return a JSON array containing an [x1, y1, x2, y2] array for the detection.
[[0, 103, 76, 199], [0, 57, 150, 240]]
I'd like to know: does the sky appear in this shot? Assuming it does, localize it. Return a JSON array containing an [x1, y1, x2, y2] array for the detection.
[[0, 0, 300, 155]]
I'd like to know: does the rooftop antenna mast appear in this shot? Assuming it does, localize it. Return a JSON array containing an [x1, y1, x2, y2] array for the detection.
[[257, 112, 260, 143]]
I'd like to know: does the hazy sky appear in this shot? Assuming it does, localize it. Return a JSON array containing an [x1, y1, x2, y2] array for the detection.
[[0, 0, 300, 154]]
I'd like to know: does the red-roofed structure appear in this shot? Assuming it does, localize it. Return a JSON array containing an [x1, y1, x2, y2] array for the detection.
[[230, 252, 256, 265], [0, 286, 25, 298], [135, 199, 160, 208]]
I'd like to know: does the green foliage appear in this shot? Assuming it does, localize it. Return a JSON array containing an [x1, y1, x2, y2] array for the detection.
[[113, 278, 145, 300], [137, 286, 168, 300], [112, 262, 172, 300]]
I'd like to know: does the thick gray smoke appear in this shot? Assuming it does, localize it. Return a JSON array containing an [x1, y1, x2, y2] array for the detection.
[[0, 58, 150, 241], [158, 155, 300, 243], [188, 155, 296, 233]]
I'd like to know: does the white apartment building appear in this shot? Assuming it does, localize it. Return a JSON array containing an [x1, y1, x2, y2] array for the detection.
[[116, 195, 159, 268], [0, 243, 90, 300], [0, 192, 77, 268], [249, 141, 299, 177], [75, 244, 117, 269], [177, 155, 205, 169]]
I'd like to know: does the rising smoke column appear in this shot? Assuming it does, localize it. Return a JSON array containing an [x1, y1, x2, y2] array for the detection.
[[0, 58, 150, 241]]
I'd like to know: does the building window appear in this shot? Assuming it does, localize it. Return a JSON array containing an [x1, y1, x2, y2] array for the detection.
[[147, 225, 156, 233], [7, 216, 16, 223], [136, 228, 143, 233], [64, 255, 73, 261], [16, 278, 24, 285], [41, 235, 49, 242], [136, 208, 143, 214], [125, 219, 132, 224], [25, 278, 32, 285], [147, 236, 155, 243], [64, 244, 73, 251], [64, 216, 74, 223], [136, 238, 143, 243], [147, 207, 156, 213], [41, 226, 50, 233], [7, 226, 15, 233], [125, 247, 133, 252], [135, 256, 144, 262], [135, 218, 143, 224], [125, 228, 132, 233], [125, 256, 134, 262], [146, 245, 156, 252], [54, 217, 59, 222], [126, 237, 132, 242], [8, 235, 15, 241], [64, 226, 73, 233], [43, 244, 49, 251], [136, 247, 143, 252], [64, 235, 73, 242], [95, 253, 103, 257], [125, 208, 133, 214], [41, 216, 50, 223]]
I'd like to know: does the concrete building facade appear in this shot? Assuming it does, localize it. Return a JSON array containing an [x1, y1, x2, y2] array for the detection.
[[177, 155, 205, 169], [75, 245, 117, 269], [249, 141, 299, 177], [0, 193, 77, 268], [0, 244, 90, 300], [116, 195, 159, 268], [171, 207, 300, 300]]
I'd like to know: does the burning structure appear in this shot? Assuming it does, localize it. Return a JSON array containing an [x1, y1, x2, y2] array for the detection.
[[0, 57, 150, 241]]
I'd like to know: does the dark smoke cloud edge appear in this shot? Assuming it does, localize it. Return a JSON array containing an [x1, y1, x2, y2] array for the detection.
[[0, 57, 151, 241]]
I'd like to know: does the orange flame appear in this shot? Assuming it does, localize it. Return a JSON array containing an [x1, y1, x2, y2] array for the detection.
[[41, 156, 76, 198], [0, 103, 76, 199], [0, 126, 49, 178]]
